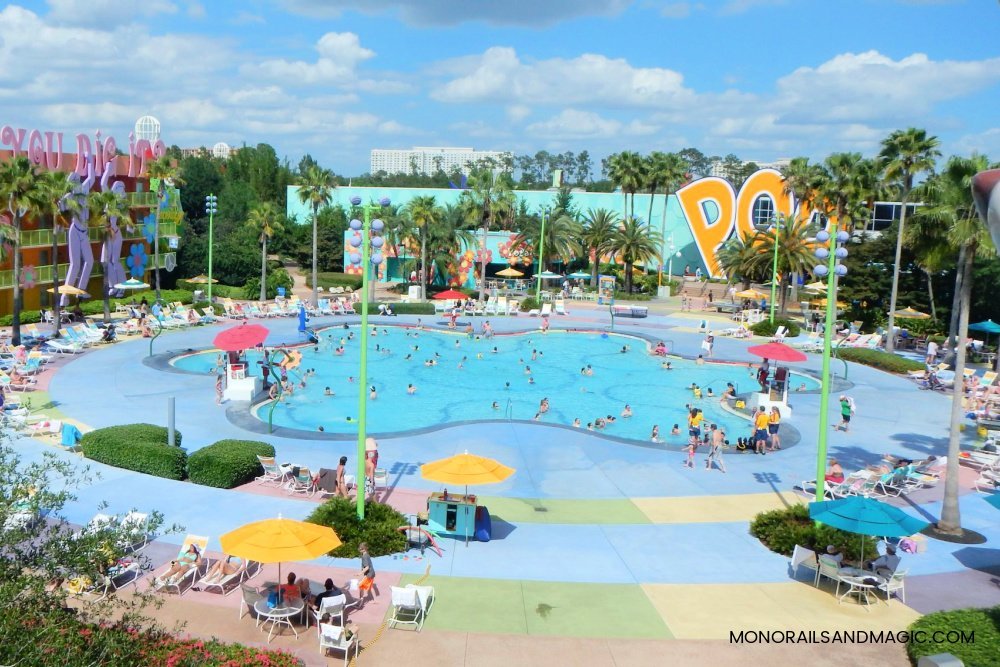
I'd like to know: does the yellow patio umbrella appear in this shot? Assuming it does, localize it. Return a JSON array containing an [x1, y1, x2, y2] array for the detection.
[[735, 288, 768, 300], [803, 281, 827, 292], [811, 298, 848, 308], [893, 307, 930, 320], [183, 274, 219, 284], [421, 452, 515, 494], [46, 284, 88, 296], [220, 515, 341, 595], [496, 267, 523, 278]]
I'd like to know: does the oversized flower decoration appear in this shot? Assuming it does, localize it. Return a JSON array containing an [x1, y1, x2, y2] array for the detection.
[[19, 265, 36, 289], [475, 248, 493, 264], [497, 234, 532, 266], [126, 243, 148, 278], [141, 214, 157, 244], [447, 250, 476, 287]]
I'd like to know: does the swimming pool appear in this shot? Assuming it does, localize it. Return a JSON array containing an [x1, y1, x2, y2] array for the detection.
[[171, 327, 819, 444]]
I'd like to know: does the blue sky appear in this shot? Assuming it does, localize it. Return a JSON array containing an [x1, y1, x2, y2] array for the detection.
[[1, 0, 998, 175]]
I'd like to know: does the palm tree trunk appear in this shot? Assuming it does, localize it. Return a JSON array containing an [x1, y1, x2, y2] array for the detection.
[[51, 223, 61, 336], [938, 242, 974, 535], [590, 248, 599, 289], [646, 189, 655, 228], [622, 193, 627, 226], [154, 185, 162, 302], [624, 261, 632, 294], [311, 204, 319, 307], [12, 216, 23, 347], [260, 235, 268, 302], [420, 230, 427, 300], [884, 194, 910, 354], [948, 244, 965, 347], [478, 209, 489, 304], [925, 268, 937, 321]]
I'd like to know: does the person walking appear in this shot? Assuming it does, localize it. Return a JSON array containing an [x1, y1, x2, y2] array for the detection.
[[835, 395, 855, 432], [356, 542, 376, 608], [701, 332, 715, 358], [705, 424, 727, 472]]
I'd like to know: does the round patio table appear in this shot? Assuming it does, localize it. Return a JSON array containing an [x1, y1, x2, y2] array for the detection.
[[254, 598, 305, 643], [836, 574, 880, 610]]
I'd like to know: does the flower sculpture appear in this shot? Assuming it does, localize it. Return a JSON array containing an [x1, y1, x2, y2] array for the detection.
[[141, 214, 157, 244], [497, 234, 532, 266], [19, 265, 36, 289], [126, 243, 148, 279]]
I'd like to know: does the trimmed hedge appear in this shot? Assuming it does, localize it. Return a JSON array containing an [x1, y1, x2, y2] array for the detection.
[[80, 424, 187, 481], [317, 272, 363, 291], [749, 504, 877, 563], [906, 606, 1000, 666], [351, 302, 435, 315], [306, 498, 407, 557], [519, 297, 540, 312], [750, 317, 801, 338], [187, 439, 276, 489], [836, 348, 925, 373]]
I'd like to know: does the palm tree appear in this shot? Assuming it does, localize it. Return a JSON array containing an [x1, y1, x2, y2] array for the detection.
[[745, 214, 817, 313], [512, 209, 582, 274], [248, 203, 283, 301], [781, 157, 822, 221], [461, 168, 516, 303], [717, 230, 767, 289], [0, 157, 46, 346], [296, 166, 336, 307], [879, 128, 940, 353], [581, 208, 620, 287], [427, 203, 475, 287], [37, 171, 76, 334], [404, 195, 440, 299], [146, 156, 184, 302], [607, 151, 646, 222], [382, 204, 416, 284], [88, 190, 130, 322], [609, 217, 661, 293]]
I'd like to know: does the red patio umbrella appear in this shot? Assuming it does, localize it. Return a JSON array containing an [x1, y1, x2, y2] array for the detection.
[[433, 289, 467, 300], [213, 324, 270, 352], [745, 342, 807, 363]]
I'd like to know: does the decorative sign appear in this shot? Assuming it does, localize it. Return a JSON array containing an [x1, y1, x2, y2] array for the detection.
[[0, 125, 167, 178]]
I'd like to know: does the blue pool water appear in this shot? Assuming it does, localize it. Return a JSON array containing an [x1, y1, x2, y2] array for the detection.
[[171, 327, 819, 444]]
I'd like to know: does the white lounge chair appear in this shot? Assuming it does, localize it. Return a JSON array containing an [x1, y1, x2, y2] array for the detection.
[[255, 455, 283, 486], [44, 339, 85, 354], [540, 303, 552, 317], [388, 586, 424, 631], [199, 555, 256, 596], [790, 544, 819, 584], [554, 298, 567, 315], [152, 535, 208, 595], [771, 325, 787, 342], [319, 623, 359, 666]]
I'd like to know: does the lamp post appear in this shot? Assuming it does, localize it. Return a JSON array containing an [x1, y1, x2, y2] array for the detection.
[[768, 219, 782, 323], [204, 194, 217, 303], [535, 207, 549, 302], [347, 195, 390, 520], [667, 247, 681, 286], [659, 233, 674, 288], [812, 226, 850, 501]]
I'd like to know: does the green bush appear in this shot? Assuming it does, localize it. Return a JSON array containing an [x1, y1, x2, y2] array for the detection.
[[80, 424, 186, 481], [749, 504, 876, 563], [836, 348, 925, 373], [207, 284, 244, 298], [192, 300, 224, 316], [0, 310, 43, 326], [243, 267, 294, 300], [316, 272, 363, 291], [351, 302, 434, 315], [750, 317, 801, 338], [519, 297, 540, 312], [187, 439, 275, 489], [306, 498, 407, 557], [906, 606, 1000, 667]]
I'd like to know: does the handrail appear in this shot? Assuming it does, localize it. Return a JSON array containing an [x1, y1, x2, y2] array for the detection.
[[0, 253, 175, 290], [505, 398, 513, 420], [17, 221, 179, 249]]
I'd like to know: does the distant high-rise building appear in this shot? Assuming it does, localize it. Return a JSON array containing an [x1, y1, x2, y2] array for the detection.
[[370, 146, 512, 176], [179, 143, 236, 159], [134, 115, 161, 142]]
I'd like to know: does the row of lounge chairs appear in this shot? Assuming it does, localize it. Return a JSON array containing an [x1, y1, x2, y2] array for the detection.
[[800, 457, 945, 500], [254, 455, 387, 500]]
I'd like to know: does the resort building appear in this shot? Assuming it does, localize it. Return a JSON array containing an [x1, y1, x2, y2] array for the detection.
[[370, 147, 513, 176]]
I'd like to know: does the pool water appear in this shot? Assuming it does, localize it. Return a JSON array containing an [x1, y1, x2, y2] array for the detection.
[[171, 327, 819, 444]]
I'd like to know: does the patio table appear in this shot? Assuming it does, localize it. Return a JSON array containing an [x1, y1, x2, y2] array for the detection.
[[254, 598, 305, 643], [837, 572, 882, 610]]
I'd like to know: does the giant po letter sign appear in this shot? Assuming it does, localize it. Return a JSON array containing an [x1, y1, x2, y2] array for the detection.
[[676, 168, 797, 278]]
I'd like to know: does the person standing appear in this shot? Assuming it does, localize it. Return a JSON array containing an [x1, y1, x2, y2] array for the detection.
[[335, 456, 349, 498], [701, 332, 715, 358], [752, 407, 770, 454], [836, 395, 854, 432], [925, 339, 939, 366], [705, 424, 727, 473], [768, 407, 782, 450], [356, 542, 375, 608]]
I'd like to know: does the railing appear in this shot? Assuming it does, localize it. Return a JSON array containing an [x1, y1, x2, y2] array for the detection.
[[17, 221, 179, 249], [0, 253, 175, 290]]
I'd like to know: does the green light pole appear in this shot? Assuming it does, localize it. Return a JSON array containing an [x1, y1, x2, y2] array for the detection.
[[535, 207, 549, 302], [348, 196, 390, 520], [768, 218, 781, 323], [813, 226, 849, 501], [205, 194, 217, 303]]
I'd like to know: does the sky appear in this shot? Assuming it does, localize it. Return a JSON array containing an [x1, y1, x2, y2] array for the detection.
[[1, 0, 999, 176]]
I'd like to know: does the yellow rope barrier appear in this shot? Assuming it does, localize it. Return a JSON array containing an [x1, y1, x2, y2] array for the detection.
[[345, 565, 431, 666]]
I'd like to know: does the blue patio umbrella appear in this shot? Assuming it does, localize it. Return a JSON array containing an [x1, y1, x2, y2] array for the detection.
[[809, 496, 929, 565], [968, 319, 1000, 335]]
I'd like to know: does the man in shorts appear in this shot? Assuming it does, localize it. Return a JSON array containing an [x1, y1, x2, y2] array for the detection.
[[356, 542, 375, 608], [752, 407, 770, 454], [705, 424, 727, 472], [836, 395, 853, 432]]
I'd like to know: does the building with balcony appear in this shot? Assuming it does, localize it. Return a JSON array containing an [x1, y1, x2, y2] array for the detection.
[[370, 146, 512, 176]]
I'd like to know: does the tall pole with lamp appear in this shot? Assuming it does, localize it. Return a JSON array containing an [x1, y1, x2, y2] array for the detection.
[[535, 207, 549, 302], [347, 195, 391, 520], [204, 194, 217, 303], [768, 218, 782, 323], [812, 226, 850, 501]]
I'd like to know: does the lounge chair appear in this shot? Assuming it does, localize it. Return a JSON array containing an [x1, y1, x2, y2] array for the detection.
[[388, 586, 424, 631], [554, 298, 567, 315], [974, 469, 999, 493], [119, 511, 151, 553], [255, 455, 283, 486], [199, 556, 256, 596], [540, 303, 552, 318], [319, 623, 360, 666], [373, 468, 388, 499], [152, 535, 209, 595], [771, 325, 787, 342], [286, 467, 316, 496]]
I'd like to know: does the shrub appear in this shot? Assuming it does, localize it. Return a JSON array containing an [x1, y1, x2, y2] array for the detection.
[[906, 606, 1000, 667], [187, 439, 275, 489], [519, 297, 540, 312], [306, 498, 407, 557], [80, 424, 186, 481], [351, 302, 434, 315], [749, 504, 876, 563], [207, 284, 243, 298], [243, 267, 294, 300], [0, 310, 43, 326], [750, 317, 801, 338], [316, 272, 363, 291], [836, 348, 925, 373]]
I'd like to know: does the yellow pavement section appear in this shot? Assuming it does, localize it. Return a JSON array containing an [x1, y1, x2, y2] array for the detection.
[[643, 582, 922, 640], [16, 390, 91, 450], [632, 491, 805, 524]]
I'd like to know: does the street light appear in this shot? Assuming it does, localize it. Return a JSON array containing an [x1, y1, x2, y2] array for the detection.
[[812, 226, 850, 501], [667, 247, 681, 287], [535, 207, 550, 302], [768, 218, 782, 323], [347, 195, 391, 520], [658, 233, 673, 288], [204, 194, 217, 303]]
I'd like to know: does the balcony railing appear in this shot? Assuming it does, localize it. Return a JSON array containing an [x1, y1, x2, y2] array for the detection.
[[17, 221, 179, 249], [0, 253, 175, 290]]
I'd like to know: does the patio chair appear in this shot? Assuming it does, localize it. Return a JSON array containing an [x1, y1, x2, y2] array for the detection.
[[387, 586, 424, 631], [815, 555, 845, 596], [771, 325, 787, 342], [312, 593, 348, 627], [877, 569, 907, 604], [373, 468, 388, 499], [790, 545, 818, 583], [153, 534, 209, 595], [255, 455, 283, 486], [319, 623, 359, 666], [238, 582, 266, 620]]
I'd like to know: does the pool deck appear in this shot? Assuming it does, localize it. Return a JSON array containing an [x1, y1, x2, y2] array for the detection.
[[10, 300, 999, 666]]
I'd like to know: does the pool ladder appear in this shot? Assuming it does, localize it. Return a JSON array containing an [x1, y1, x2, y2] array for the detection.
[[505, 399, 514, 420]]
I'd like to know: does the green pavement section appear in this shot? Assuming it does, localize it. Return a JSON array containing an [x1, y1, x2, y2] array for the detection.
[[396, 574, 673, 639], [476, 496, 650, 524]]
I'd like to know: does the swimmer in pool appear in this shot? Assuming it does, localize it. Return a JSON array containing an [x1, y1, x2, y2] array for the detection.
[[324, 387, 334, 396], [492, 401, 500, 410], [539, 398, 549, 414], [369, 385, 377, 400], [573, 418, 581, 428], [671, 424, 681, 436], [621, 404, 633, 418], [348, 376, 355, 383], [407, 384, 416, 395], [651, 425, 660, 442], [662, 361, 672, 370]]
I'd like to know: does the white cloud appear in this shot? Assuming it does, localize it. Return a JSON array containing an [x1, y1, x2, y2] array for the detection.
[[186, 2, 205, 18], [431, 47, 694, 108], [659, 2, 704, 18], [719, 0, 787, 15], [232, 11, 265, 25], [243, 32, 376, 86], [506, 105, 532, 122], [526, 109, 659, 140], [280, 0, 630, 26], [46, 0, 177, 26]]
